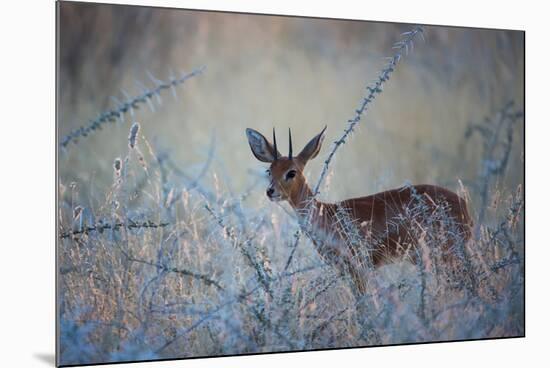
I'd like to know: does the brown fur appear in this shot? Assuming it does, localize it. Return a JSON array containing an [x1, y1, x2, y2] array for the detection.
[[268, 158, 472, 294]]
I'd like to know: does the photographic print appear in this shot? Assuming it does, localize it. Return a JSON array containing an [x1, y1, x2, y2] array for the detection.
[[56, 1, 525, 366]]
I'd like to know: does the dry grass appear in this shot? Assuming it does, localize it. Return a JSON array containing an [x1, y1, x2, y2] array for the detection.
[[57, 3, 524, 366]]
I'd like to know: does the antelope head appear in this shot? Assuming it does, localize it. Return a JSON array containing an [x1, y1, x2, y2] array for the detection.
[[246, 126, 326, 207]]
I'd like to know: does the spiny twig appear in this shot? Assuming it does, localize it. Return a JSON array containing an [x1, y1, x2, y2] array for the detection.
[[313, 27, 424, 196], [60, 66, 205, 149], [124, 255, 224, 291], [296, 27, 425, 287], [284, 230, 301, 271], [59, 219, 170, 239], [465, 100, 523, 237]]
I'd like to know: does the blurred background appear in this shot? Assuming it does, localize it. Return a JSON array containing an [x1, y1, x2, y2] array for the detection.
[[58, 2, 524, 209]]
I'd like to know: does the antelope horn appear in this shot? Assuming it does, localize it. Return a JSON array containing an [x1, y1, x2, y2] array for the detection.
[[288, 128, 293, 159], [272, 127, 278, 161]]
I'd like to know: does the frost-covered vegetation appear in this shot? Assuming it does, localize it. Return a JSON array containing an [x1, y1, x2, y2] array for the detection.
[[57, 3, 524, 366]]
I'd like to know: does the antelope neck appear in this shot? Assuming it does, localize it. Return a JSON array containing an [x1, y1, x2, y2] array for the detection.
[[287, 183, 333, 219]]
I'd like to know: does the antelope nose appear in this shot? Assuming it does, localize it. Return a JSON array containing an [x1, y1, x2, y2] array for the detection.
[[266, 188, 274, 197]]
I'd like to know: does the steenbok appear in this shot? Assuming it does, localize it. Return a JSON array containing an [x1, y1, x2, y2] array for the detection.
[[246, 127, 473, 295]]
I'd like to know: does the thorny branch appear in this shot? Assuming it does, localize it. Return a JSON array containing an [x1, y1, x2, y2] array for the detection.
[[124, 255, 225, 291], [313, 27, 424, 196], [60, 66, 205, 149], [465, 100, 524, 237], [59, 219, 170, 239]]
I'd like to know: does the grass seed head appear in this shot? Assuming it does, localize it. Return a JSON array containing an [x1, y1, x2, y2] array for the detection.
[[128, 122, 140, 149]]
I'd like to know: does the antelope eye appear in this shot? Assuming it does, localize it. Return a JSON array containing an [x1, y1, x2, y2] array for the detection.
[[286, 170, 297, 180]]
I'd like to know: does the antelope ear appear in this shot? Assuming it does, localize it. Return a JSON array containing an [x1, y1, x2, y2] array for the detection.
[[298, 126, 327, 162], [246, 128, 280, 163]]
